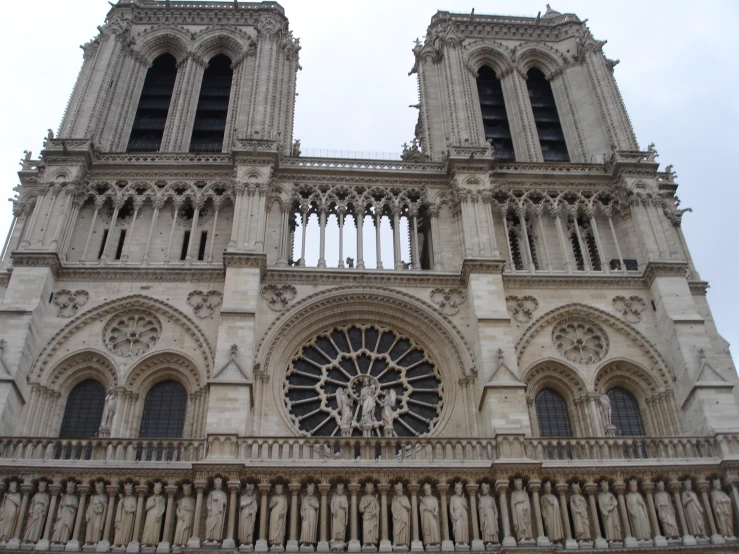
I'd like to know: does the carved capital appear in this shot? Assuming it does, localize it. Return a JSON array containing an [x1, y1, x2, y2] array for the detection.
[[165, 485, 179, 498]]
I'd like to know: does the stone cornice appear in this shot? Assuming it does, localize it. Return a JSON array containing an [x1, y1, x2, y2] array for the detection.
[[642, 261, 689, 288], [223, 252, 267, 279], [503, 272, 644, 289], [688, 280, 709, 296], [56, 266, 225, 283], [460, 258, 506, 285], [10, 252, 62, 277], [264, 267, 460, 288]]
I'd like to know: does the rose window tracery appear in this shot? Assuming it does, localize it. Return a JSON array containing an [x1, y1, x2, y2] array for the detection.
[[285, 325, 444, 438], [552, 320, 608, 364], [103, 311, 162, 357]]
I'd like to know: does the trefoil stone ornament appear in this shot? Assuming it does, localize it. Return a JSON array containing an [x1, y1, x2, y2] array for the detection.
[[612, 295, 646, 323], [52, 289, 89, 318], [429, 288, 465, 316], [187, 290, 223, 318], [261, 284, 298, 312], [505, 295, 539, 323]]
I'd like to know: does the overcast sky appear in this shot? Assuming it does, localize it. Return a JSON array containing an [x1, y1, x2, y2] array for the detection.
[[0, 0, 737, 359]]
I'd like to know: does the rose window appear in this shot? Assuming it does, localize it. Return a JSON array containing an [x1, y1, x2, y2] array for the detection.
[[552, 320, 608, 364], [285, 325, 444, 437], [104, 311, 161, 357]]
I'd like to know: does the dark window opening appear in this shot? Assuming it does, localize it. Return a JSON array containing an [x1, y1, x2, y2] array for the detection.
[[506, 211, 524, 270], [127, 54, 178, 152], [98, 229, 109, 259], [585, 232, 601, 271], [114, 230, 126, 260], [197, 231, 208, 261], [609, 259, 639, 271], [476, 66, 515, 161], [59, 379, 106, 438], [526, 68, 569, 162], [180, 231, 191, 260], [139, 380, 187, 438], [608, 387, 646, 437], [189, 54, 233, 152], [536, 388, 572, 438]]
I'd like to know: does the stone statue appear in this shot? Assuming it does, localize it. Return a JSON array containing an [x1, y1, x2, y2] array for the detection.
[[269, 485, 288, 546], [173, 484, 195, 547], [291, 139, 301, 157], [239, 483, 258, 546], [346, 257, 354, 268], [540, 482, 564, 543], [681, 480, 705, 537], [600, 392, 613, 428], [330, 484, 348, 547], [51, 481, 79, 544], [449, 482, 469, 545], [419, 483, 440, 546], [360, 381, 377, 433], [205, 477, 228, 543], [0, 480, 21, 542], [358, 483, 379, 546], [23, 481, 49, 544], [336, 388, 354, 437], [569, 484, 590, 542], [711, 479, 734, 538], [299, 484, 319, 546], [597, 481, 621, 542], [84, 481, 107, 545], [100, 390, 117, 434], [381, 389, 396, 437], [653, 482, 678, 539], [625, 480, 650, 540], [510, 479, 533, 541], [477, 483, 498, 545], [391, 483, 411, 548], [141, 482, 166, 546], [113, 483, 137, 547]]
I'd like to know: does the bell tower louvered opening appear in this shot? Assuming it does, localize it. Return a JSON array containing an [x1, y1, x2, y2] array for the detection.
[[526, 68, 569, 162], [189, 54, 233, 153], [127, 54, 177, 153], [476, 65, 514, 162]]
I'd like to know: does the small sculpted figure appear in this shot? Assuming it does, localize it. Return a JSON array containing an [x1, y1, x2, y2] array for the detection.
[[141, 482, 166, 547], [477, 483, 498, 545], [84, 481, 107, 545], [330, 484, 348, 547], [510, 479, 533, 541], [598, 481, 622, 542], [269, 485, 288, 546], [23, 481, 50, 544], [569, 484, 590, 542], [625, 480, 651, 540], [540, 482, 564, 543], [711, 479, 734, 538], [391, 483, 411, 548], [206, 478, 228, 543], [173, 484, 195, 547], [0, 480, 21, 542], [51, 482, 79, 545], [681, 480, 705, 537], [359, 483, 379, 546], [239, 483, 258, 546], [113, 483, 137, 547], [418, 483, 440, 546], [299, 484, 319, 546], [653, 482, 679, 539], [449, 482, 469, 545]]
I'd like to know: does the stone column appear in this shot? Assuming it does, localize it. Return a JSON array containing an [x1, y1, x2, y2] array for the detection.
[[8, 483, 32, 549], [37, 483, 61, 551], [317, 483, 329, 553], [494, 481, 515, 547], [255, 484, 270, 552], [374, 211, 383, 269], [355, 209, 365, 269], [347, 483, 360, 553], [224, 481, 240, 549], [157, 485, 178, 553], [436, 483, 453, 551], [377, 483, 391, 553], [613, 481, 636, 548], [527, 480, 549, 546], [96, 485, 118, 553], [392, 208, 402, 270], [428, 206, 442, 271], [187, 481, 206, 548], [697, 480, 724, 545], [287, 483, 301, 552], [555, 483, 577, 550], [65, 484, 90, 551], [583, 482, 607, 549], [466, 483, 484, 551], [317, 207, 327, 268], [668, 481, 696, 546], [407, 484, 422, 552], [641, 481, 667, 547]]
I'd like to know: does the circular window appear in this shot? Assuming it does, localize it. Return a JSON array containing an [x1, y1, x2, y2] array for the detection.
[[552, 320, 608, 364], [284, 325, 444, 437], [103, 311, 162, 357]]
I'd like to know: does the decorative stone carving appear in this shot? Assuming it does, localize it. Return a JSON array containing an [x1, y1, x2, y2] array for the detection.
[[359, 482, 379, 547], [510, 479, 533, 542], [478, 483, 498, 545], [505, 295, 539, 323], [597, 481, 621, 542], [654, 482, 679, 539], [299, 483, 319, 547], [84, 481, 107, 546], [540, 482, 564, 543], [0, 480, 20, 542], [239, 483, 258, 546], [612, 295, 646, 323], [52, 289, 89, 318], [285, 325, 443, 438], [103, 311, 161, 357], [173, 484, 195, 547], [114, 483, 137, 547], [552, 320, 608, 364], [449, 482, 469, 546], [187, 290, 223, 318], [625, 480, 650, 540], [419, 483, 440, 546], [391, 483, 411, 548], [22, 481, 49, 544], [330, 483, 348, 548], [261, 285, 297, 312], [569, 484, 590, 542], [429, 288, 466, 315], [711, 479, 733, 538], [205, 477, 228, 544], [99, 389, 118, 438], [51, 482, 78, 545], [142, 482, 165, 546], [269, 485, 288, 547], [681, 480, 705, 537]]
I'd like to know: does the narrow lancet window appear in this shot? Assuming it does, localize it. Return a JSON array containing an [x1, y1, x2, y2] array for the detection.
[[526, 68, 569, 162], [476, 66, 514, 161], [189, 54, 233, 152], [608, 387, 646, 436], [59, 379, 106, 438], [127, 54, 177, 152], [140, 380, 187, 438], [536, 388, 572, 437]]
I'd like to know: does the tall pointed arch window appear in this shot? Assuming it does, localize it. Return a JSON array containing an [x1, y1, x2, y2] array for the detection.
[[189, 54, 233, 152], [526, 68, 569, 162], [59, 379, 106, 438], [127, 54, 178, 152], [476, 66, 514, 161], [608, 387, 646, 436], [139, 380, 188, 438], [535, 388, 572, 437]]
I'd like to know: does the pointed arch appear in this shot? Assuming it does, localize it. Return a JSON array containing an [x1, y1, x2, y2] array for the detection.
[[463, 42, 514, 76], [135, 28, 191, 65], [514, 43, 567, 77]]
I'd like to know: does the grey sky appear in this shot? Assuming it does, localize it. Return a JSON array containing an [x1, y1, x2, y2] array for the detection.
[[1, 0, 736, 359]]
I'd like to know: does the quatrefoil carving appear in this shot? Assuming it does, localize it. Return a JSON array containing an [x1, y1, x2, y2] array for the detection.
[[429, 288, 466, 315], [186, 290, 223, 318], [52, 289, 89, 318], [505, 295, 539, 323], [612, 295, 647, 323], [261, 284, 298, 312]]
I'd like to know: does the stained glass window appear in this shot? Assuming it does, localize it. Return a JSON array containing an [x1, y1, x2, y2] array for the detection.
[[139, 380, 187, 438], [536, 388, 572, 437], [59, 379, 106, 438], [608, 387, 646, 436]]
